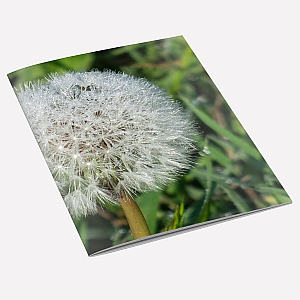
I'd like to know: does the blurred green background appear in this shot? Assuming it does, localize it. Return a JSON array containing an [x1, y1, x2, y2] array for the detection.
[[8, 36, 292, 255]]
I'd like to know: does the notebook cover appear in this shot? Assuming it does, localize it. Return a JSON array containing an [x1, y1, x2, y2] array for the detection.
[[7, 36, 292, 256]]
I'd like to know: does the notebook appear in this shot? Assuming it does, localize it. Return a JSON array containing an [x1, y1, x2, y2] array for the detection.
[[7, 36, 292, 256]]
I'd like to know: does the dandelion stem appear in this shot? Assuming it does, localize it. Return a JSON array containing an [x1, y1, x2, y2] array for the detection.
[[119, 194, 151, 239]]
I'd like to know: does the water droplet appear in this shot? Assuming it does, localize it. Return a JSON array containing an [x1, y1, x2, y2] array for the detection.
[[168, 212, 174, 219], [188, 75, 198, 81], [197, 96, 207, 103], [225, 179, 232, 184], [203, 146, 210, 155], [216, 167, 224, 173], [110, 234, 117, 241], [224, 212, 232, 217]]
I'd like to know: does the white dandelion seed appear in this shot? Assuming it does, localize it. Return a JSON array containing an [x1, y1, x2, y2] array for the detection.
[[16, 70, 198, 218]]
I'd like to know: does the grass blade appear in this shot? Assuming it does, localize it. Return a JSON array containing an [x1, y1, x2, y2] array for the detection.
[[180, 95, 261, 160]]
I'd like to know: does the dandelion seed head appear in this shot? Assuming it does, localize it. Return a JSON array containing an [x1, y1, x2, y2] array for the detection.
[[17, 70, 198, 218]]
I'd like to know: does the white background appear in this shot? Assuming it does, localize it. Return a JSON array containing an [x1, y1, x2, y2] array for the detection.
[[1, 1, 299, 299]]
